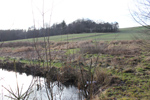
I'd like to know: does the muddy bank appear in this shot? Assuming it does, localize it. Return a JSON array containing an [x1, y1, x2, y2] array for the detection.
[[0, 61, 46, 76], [0, 60, 82, 85], [0, 60, 124, 100]]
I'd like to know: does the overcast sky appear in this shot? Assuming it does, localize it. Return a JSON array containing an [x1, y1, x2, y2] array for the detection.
[[0, 0, 139, 30]]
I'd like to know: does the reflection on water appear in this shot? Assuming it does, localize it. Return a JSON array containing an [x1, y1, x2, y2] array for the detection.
[[0, 69, 84, 100]]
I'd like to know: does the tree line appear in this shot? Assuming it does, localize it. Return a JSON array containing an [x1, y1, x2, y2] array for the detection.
[[0, 19, 119, 41]]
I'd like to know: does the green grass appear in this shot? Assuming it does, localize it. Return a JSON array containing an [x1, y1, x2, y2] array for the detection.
[[96, 50, 150, 99], [1, 26, 150, 99], [66, 48, 80, 55], [119, 26, 147, 33], [106, 69, 150, 99], [4, 26, 149, 43], [0, 56, 63, 68]]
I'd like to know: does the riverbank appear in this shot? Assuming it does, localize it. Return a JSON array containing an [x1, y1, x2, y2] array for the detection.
[[0, 68, 84, 100], [0, 60, 80, 84], [1, 40, 150, 99]]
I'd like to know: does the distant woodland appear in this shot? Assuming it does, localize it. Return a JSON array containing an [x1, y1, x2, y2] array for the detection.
[[0, 19, 119, 41]]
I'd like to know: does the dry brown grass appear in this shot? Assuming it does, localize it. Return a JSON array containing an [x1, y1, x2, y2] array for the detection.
[[80, 42, 108, 54], [79, 40, 141, 55], [59, 66, 79, 83], [94, 68, 113, 86], [144, 56, 150, 61], [53, 42, 79, 50], [109, 40, 143, 45], [13, 46, 35, 53], [2, 41, 55, 48], [78, 40, 94, 47], [0, 47, 12, 53], [2, 40, 142, 56]]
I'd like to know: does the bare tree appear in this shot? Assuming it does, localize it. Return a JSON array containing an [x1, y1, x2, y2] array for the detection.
[[129, 0, 150, 51], [130, 0, 150, 29]]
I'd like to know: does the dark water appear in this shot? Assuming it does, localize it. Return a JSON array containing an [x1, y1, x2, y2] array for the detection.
[[0, 69, 84, 100]]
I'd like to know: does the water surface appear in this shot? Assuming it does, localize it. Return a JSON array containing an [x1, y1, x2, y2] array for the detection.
[[0, 69, 84, 100]]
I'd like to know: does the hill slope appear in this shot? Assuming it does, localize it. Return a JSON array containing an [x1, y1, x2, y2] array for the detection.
[[4, 26, 149, 43]]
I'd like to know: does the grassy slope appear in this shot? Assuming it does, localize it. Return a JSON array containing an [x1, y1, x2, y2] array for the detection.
[[1, 26, 150, 99], [4, 26, 149, 43]]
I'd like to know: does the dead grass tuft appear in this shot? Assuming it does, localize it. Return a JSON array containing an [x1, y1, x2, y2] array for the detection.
[[80, 40, 141, 55], [52, 42, 79, 50], [60, 66, 79, 83], [144, 56, 150, 61], [0, 47, 12, 53], [2, 41, 55, 48], [13, 46, 34, 53], [123, 68, 135, 73], [78, 40, 93, 47], [94, 69, 111, 86], [80, 42, 108, 54]]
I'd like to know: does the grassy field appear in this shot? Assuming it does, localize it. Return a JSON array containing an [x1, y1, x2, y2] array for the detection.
[[4, 26, 149, 43], [1, 26, 150, 99]]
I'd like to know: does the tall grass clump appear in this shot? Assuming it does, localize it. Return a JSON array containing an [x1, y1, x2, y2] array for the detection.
[[79, 42, 108, 54], [80, 40, 141, 56]]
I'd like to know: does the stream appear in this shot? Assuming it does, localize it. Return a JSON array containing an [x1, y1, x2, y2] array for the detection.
[[0, 69, 84, 100]]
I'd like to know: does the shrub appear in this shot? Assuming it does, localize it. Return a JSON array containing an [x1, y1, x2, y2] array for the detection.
[[59, 66, 79, 83]]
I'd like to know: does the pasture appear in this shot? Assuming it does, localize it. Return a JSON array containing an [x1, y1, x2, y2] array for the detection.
[[4, 26, 148, 43]]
